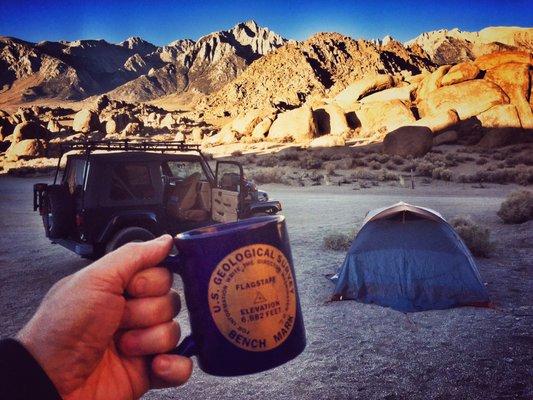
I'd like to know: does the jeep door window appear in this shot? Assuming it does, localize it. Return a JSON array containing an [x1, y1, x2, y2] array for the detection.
[[165, 160, 207, 181], [110, 163, 155, 201], [65, 159, 87, 195]]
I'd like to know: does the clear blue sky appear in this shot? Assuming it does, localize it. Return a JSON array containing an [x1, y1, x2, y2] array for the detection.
[[0, 0, 531, 45]]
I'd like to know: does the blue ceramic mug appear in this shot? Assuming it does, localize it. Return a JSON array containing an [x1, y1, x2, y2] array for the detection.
[[164, 215, 306, 376]]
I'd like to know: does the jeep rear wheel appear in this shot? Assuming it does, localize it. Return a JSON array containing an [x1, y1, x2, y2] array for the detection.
[[105, 227, 156, 254]]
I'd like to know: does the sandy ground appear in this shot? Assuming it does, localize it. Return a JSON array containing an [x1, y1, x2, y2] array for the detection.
[[0, 176, 531, 399]]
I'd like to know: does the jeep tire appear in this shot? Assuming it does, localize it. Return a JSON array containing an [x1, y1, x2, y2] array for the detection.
[[105, 227, 156, 254]]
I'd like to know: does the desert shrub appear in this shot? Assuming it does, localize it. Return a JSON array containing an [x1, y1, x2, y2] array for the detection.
[[457, 166, 533, 185], [445, 152, 475, 164], [324, 162, 336, 176], [390, 155, 405, 165], [323, 229, 357, 251], [349, 169, 379, 181], [352, 157, 367, 167], [249, 168, 286, 184], [366, 153, 389, 163], [402, 162, 417, 173], [331, 158, 353, 170], [432, 167, 453, 181], [300, 156, 322, 170], [451, 216, 493, 257], [457, 147, 478, 154], [231, 150, 243, 157], [245, 154, 256, 164], [278, 150, 301, 161], [497, 190, 533, 224], [386, 161, 398, 170], [476, 157, 488, 165], [329, 153, 346, 161], [256, 156, 277, 167], [378, 170, 399, 182], [506, 154, 533, 167], [423, 152, 446, 164], [369, 161, 382, 170], [416, 161, 434, 177]]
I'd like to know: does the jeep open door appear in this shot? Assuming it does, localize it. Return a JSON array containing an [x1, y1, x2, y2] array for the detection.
[[212, 161, 243, 223]]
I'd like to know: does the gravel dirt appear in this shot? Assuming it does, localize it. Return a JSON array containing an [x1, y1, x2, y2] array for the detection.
[[0, 176, 531, 399]]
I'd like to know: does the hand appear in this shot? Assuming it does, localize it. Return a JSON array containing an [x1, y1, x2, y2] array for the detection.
[[17, 235, 192, 400]]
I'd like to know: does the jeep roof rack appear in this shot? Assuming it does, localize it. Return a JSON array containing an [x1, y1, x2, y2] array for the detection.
[[59, 139, 201, 154], [53, 139, 204, 184]]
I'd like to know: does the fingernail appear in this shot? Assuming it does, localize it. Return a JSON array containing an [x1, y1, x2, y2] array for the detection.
[[135, 277, 147, 294], [157, 234, 171, 242]]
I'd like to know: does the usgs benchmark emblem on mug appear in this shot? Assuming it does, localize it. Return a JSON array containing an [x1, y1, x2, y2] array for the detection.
[[163, 215, 306, 376]]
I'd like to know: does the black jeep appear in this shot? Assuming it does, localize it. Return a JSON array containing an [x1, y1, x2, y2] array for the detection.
[[33, 140, 281, 258]]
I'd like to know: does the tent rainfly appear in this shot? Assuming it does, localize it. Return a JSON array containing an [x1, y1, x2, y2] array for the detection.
[[331, 202, 490, 312]]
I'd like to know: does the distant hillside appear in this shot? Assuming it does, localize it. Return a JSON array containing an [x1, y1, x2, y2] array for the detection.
[[405, 26, 533, 65], [0, 24, 531, 108], [204, 32, 434, 114], [107, 20, 286, 102], [0, 20, 286, 105]]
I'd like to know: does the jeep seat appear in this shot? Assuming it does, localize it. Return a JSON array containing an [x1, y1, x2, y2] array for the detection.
[[166, 172, 209, 222]]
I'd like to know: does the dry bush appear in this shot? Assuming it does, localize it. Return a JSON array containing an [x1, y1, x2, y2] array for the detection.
[[369, 161, 382, 170], [390, 155, 405, 165], [349, 169, 379, 181], [451, 216, 493, 257], [415, 161, 435, 177], [432, 167, 453, 181], [386, 161, 398, 170], [402, 162, 417, 172], [445, 152, 473, 165], [352, 157, 367, 167], [505, 154, 533, 167], [256, 156, 277, 167], [278, 150, 301, 161], [456, 166, 533, 185], [244, 154, 256, 164], [324, 162, 336, 176], [335, 158, 354, 170], [300, 156, 322, 170], [378, 170, 400, 182], [366, 153, 389, 163], [497, 190, 533, 224], [457, 147, 478, 154], [249, 168, 286, 184], [323, 229, 357, 251]]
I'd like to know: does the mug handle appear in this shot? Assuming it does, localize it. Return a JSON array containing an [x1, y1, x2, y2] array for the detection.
[[162, 255, 199, 358]]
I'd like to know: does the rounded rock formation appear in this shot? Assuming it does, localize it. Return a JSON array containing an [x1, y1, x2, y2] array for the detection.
[[383, 126, 433, 157], [5, 139, 45, 161], [12, 121, 47, 143], [73, 109, 100, 133], [268, 105, 317, 142]]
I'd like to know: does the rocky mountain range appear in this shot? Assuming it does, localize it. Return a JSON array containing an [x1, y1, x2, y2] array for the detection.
[[406, 26, 533, 65], [0, 22, 531, 109], [204, 32, 434, 114], [0, 20, 286, 105]]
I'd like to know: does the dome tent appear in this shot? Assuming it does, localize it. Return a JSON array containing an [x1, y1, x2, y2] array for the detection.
[[331, 202, 489, 312]]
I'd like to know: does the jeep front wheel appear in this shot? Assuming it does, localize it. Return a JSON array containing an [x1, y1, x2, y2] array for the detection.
[[105, 227, 156, 254]]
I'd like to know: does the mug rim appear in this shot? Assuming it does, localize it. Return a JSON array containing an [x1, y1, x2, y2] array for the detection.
[[176, 215, 285, 241]]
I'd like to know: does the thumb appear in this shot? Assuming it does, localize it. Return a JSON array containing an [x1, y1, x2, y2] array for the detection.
[[87, 235, 174, 293]]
